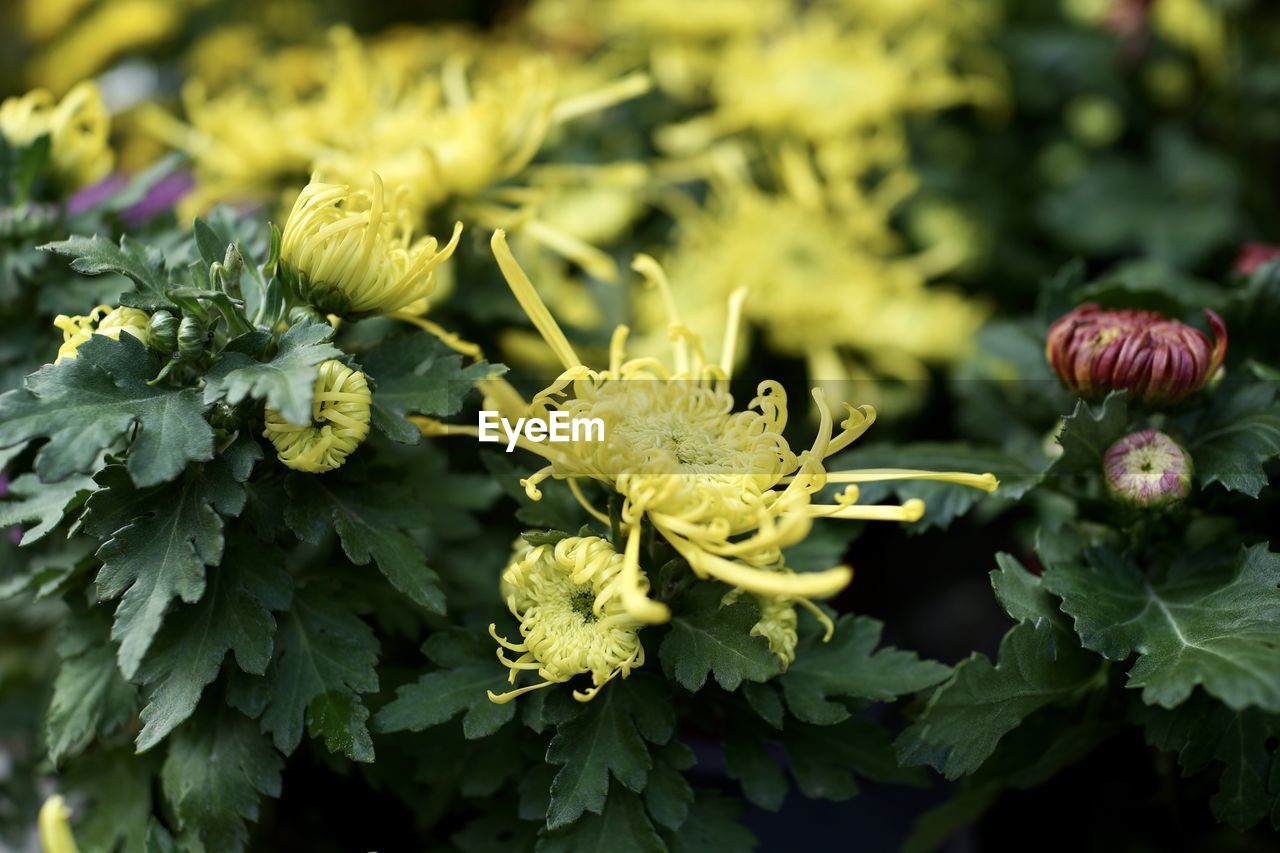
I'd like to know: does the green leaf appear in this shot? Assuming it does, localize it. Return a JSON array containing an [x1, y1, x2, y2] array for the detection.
[[1043, 543, 1280, 712], [896, 620, 1103, 778], [134, 540, 292, 751], [903, 714, 1117, 853], [83, 451, 249, 678], [256, 585, 379, 761], [779, 615, 950, 724], [1184, 383, 1280, 497], [362, 330, 504, 443], [481, 450, 588, 531], [46, 609, 137, 765], [285, 477, 445, 613], [63, 747, 159, 853], [723, 716, 787, 810], [662, 791, 757, 853], [0, 334, 214, 486], [307, 691, 375, 763], [1138, 693, 1280, 830], [1046, 391, 1128, 478], [161, 704, 283, 853], [644, 754, 694, 831], [785, 718, 926, 798], [374, 630, 516, 739], [204, 321, 341, 426], [828, 443, 1035, 532], [0, 471, 94, 544], [546, 674, 674, 830], [538, 789, 664, 853], [659, 583, 780, 692], [991, 551, 1067, 628], [40, 234, 169, 299]]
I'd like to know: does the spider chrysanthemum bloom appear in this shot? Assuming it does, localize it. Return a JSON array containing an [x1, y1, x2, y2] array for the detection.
[[280, 173, 462, 317], [644, 167, 987, 393], [264, 360, 371, 473], [419, 232, 998, 624], [1104, 429, 1192, 510], [490, 535, 647, 703], [0, 82, 113, 191], [52, 305, 149, 363], [1046, 303, 1227, 405]]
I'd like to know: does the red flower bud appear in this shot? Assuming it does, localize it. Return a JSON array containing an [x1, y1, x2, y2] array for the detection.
[[1046, 303, 1227, 404], [1234, 242, 1280, 277]]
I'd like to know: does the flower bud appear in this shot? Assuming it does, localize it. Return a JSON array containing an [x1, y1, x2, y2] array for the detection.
[[1103, 429, 1192, 509], [280, 173, 461, 317], [1234, 242, 1280, 277], [177, 315, 207, 361], [1046, 303, 1227, 405], [147, 310, 179, 354], [264, 360, 371, 473]]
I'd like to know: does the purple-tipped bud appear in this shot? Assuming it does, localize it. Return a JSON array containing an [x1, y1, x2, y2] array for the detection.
[[1046, 303, 1227, 405], [1103, 429, 1192, 509]]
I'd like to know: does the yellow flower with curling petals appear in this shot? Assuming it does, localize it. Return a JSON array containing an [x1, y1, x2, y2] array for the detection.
[[418, 232, 999, 626], [264, 360, 371, 474], [280, 174, 462, 317], [490, 535, 647, 703], [0, 82, 113, 191], [53, 305, 149, 363]]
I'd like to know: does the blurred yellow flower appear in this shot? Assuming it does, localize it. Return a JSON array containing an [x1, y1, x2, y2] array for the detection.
[[24, 0, 182, 94], [38, 796, 79, 853], [0, 83, 113, 191], [645, 152, 988, 404]]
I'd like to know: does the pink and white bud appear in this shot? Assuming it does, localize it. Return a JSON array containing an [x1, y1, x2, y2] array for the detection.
[[1103, 429, 1192, 509]]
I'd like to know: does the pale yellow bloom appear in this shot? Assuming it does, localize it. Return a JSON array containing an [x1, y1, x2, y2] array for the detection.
[[264, 360, 371, 473], [150, 23, 650, 273], [38, 796, 79, 853], [490, 536, 647, 703], [641, 156, 988, 406], [280, 174, 462, 317], [26, 0, 181, 94], [52, 305, 149, 363], [419, 233, 998, 625], [0, 83, 113, 191], [1152, 0, 1226, 74]]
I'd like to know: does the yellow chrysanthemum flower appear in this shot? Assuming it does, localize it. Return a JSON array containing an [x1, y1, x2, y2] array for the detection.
[[490, 535, 647, 703], [657, 13, 1003, 159], [641, 152, 987, 407], [419, 232, 998, 625], [264, 360, 371, 474], [0, 82, 113, 191], [52, 305, 149, 363], [280, 174, 462, 317], [37, 795, 79, 853], [24, 0, 182, 95]]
